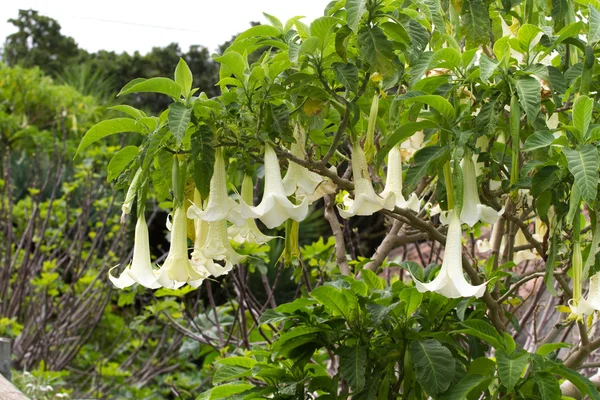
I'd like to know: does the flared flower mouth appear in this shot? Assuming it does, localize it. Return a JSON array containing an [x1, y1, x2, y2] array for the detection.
[[282, 125, 324, 201], [410, 211, 487, 299], [228, 175, 277, 244], [570, 273, 600, 317], [337, 141, 395, 219], [187, 147, 242, 225], [239, 143, 309, 229], [379, 145, 420, 212], [460, 157, 503, 227], [109, 214, 161, 289], [156, 207, 208, 289], [194, 219, 247, 277]]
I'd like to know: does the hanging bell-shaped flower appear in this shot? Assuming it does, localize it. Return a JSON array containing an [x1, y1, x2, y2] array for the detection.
[[197, 219, 247, 277], [380, 145, 420, 212], [570, 273, 600, 316], [187, 147, 244, 226], [460, 156, 503, 227], [337, 141, 395, 219], [411, 211, 487, 298], [282, 125, 323, 201], [240, 143, 309, 229], [156, 207, 208, 289], [228, 175, 277, 244], [109, 214, 161, 289]]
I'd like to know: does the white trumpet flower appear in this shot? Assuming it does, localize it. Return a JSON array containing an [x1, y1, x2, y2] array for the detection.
[[411, 211, 487, 298], [187, 147, 243, 225], [282, 126, 323, 201], [380, 145, 420, 212], [240, 144, 309, 229], [570, 273, 600, 316], [156, 207, 207, 289], [198, 219, 247, 277], [228, 175, 277, 244], [109, 214, 161, 289], [460, 156, 503, 227], [337, 141, 395, 219]]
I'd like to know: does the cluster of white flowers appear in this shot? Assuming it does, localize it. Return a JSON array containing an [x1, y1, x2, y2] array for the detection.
[[109, 126, 337, 290]]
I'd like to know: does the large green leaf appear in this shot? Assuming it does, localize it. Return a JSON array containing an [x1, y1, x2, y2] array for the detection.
[[516, 76, 541, 124], [462, 0, 491, 48], [523, 131, 555, 152], [517, 24, 542, 52], [402, 95, 455, 121], [550, 364, 600, 400], [311, 285, 358, 321], [310, 16, 339, 43], [357, 25, 395, 74], [76, 118, 145, 156], [234, 24, 280, 42], [409, 340, 455, 395], [168, 103, 192, 145], [118, 77, 182, 99], [590, 6, 600, 44], [339, 345, 367, 391], [496, 350, 529, 391], [107, 146, 138, 182], [346, 0, 367, 32], [174, 57, 193, 97], [333, 62, 359, 93], [191, 126, 215, 200], [455, 320, 505, 349], [479, 54, 498, 82], [440, 374, 487, 400], [533, 372, 561, 400], [196, 383, 254, 400], [377, 120, 438, 165], [573, 95, 593, 141], [563, 145, 599, 204], [405, 146, 450, 192], [213, 52, 246, 82]]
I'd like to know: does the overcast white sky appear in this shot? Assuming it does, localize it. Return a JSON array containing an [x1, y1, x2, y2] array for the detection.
[[1, 1, 326, 55]]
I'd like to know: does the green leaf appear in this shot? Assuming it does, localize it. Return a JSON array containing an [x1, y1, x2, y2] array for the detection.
[[534, 372, 561, 400], [174, 57, 193, 97], [213, 52, 246, 82], [517, 24, 542, 52], [536, 342, 569, 356], [108, 146, 138, 181], [108, 105, 146, 119], [357, 25, 395, 74], [263, 12, 283, 31], [552, 0, 568, 23], [399, 287, 423, 316], [590, 6, 600, 44], [496, 350, 529, 391], [550, 364, 600, 400], [213, 365, 251, 384], [76, 118, 145, 156], [563, 145, 599, 204], [573, 95, 593, 141], [234, 24, 280, 42], [191, 126, 215, 200], [310, 16, 339, 43], [409, 340, 455, 395], [298, 36, 321, 58], [168, 103, 192, 145], [402, 95, 455, 121], [333, 62, 359, 93], [405, 146, 450, 192], [531, 166, 559, 197], [339, 345, 367, 391], [456, 320, 504, 349], [440, 374, 487, 400], [346, 0, 367, 32], [118, 77, 182, 100], [311, 285, 358, 321], [479, 54, 498, 82], [362, 269, 385, 290], [516, 76, 541, 124], [196, 383, 254, 400], [462, 0, 491, 48], [523, 131, 555, 151]]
